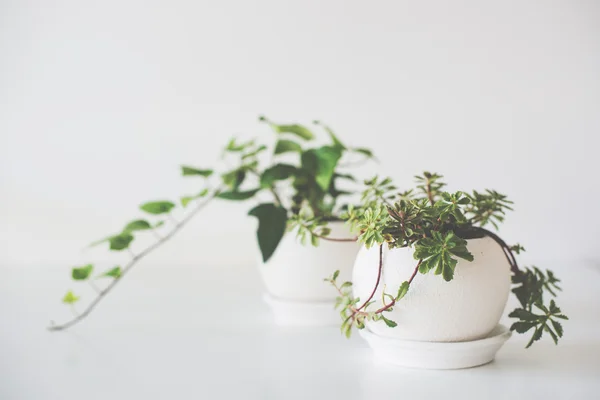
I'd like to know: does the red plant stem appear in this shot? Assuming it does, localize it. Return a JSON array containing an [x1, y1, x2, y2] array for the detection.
[[372, 259, 422, 314], [315, 234, 358, 242], [356, 244, 384, 311]]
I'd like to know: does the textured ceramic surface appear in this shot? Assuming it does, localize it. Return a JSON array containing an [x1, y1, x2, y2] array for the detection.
[[259, 221, 360, 302], [360, 324, 512, 369], [353, 236, 512, 342]]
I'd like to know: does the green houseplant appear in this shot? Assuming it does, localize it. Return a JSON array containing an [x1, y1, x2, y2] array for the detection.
[[326, 173, 567, 367], [49, 117, 374, 331]]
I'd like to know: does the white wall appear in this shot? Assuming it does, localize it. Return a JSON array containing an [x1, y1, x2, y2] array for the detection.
[[1, 0, 599, 271]]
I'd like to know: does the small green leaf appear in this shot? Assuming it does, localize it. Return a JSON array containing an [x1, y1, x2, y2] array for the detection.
[[510, 321, 536, 333], [62, 291, 80, 304], [100, 266, 122, 279], [124, 220, 152, 232], [526, 326, 544, 348], [181, 188, 209, 207], [181, 166, 213, 177], [260, 164, 297, 187], [353, 148, 375, 159], [71, 264, 93, 280], [109, 233, 134, 251], [249, 203, 288, 262], [154, 221, 165, 228], [551, 320, 564, 337], [381, 315, 397, 328], [340, 282, 353, 289], [274, 140, 302, 154], [217, 189, 260, 201], [396, 281, 410, 301], [332, 270, 340, 281], [275, 124, 314, 140], [140, 201, 176, 215], [508, 308, 539, 321]]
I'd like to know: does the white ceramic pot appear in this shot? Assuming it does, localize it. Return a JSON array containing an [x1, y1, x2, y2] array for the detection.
[[353, 236, 511, 342], [259, 221, 361, 325]]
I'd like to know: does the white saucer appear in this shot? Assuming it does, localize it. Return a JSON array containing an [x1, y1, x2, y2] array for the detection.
[[263, 293, 340, 326], [359, 324, 512, 369]]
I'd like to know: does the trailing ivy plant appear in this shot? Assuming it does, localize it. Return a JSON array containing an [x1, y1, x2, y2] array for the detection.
[[49, 117, 372, 331], [326, 172, 567, 348]]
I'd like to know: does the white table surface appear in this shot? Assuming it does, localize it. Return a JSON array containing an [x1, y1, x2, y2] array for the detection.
[[1, 262, 599, 400]]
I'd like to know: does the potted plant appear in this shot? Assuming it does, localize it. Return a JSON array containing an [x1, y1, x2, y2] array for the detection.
[[49, 117, 372, 331], [326, 172, 567, 369]]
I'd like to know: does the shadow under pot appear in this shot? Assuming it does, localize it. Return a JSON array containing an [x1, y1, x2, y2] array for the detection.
[[352, 236, 513, 369], [258, 221, 361, 326]]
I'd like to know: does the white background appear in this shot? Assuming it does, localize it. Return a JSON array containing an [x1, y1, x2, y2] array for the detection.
[[1, 1, 600, 398]]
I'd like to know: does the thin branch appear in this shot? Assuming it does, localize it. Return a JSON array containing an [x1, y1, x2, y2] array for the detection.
[[356, 244, 384, 311], [48, 189, 220, 332], [314, 233, 358, 243]]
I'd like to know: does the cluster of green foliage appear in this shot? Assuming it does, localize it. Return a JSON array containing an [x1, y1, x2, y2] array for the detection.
[[53, 116, 373, 330], [329, 172, 567, 347]]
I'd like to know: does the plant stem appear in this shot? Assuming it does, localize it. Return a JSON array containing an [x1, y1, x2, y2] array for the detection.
[[314, 234, 358, 242], [356, 244, 384, 311], [48, 189, 220, 332], [426, 180, 435, 206]]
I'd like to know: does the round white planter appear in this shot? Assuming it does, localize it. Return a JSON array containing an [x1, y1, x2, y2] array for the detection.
[[353, 236, 512, 342], [259, 221, 361, 325]]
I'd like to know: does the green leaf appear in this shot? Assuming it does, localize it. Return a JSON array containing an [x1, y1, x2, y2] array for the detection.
[[301, 146, 343, 191], [100, 266, 122, 279], [332, 270, 340, 281], [62, 291, 80, 304], [314, 121, 346, 149], [526, 326, 544, 348], [221, 169, 246, 190], [274, 140, 302, 154], [353, 148, 374, 159], [274, 124, 314, 140], [508, 308, 539, 321], [381, 315, 397, 328], [414, 231, 472, 281], [124, 219, 152, 232], [260, 164, 297, 187], [396, 281, 410, 301], [154, 221, 165, 228], [109, 233, 134, 251], [71, 264, 93, 280], [217, 188, 260, 201], [510, 321, 537, 333], [181, 166, 213, 177], [140, 201, 176, 215], [248, 203, 288, 262], [181, 188, 209, 207], [551, 320, 564, 337]]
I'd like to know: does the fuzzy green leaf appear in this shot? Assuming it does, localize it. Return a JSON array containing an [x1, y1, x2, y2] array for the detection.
[[140, 201, 175, 215], [274, 140, 302, 154], [71, 264, 93, 280], [352, 148, 374, 159], [181, 166, 213, 177], [274, 124, 314, 140], [248, 203, 288, 262], [62, 291, 80, 304], [100, 266, 122, 279], [124, 220, 152, 232], [217, 188, 260, 201], [396, 281, 410, 301], [301, 146, 343, 191], [381, 315, 397, 328], [108, 233, 134, 251], [260, 164, 297, 187]]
